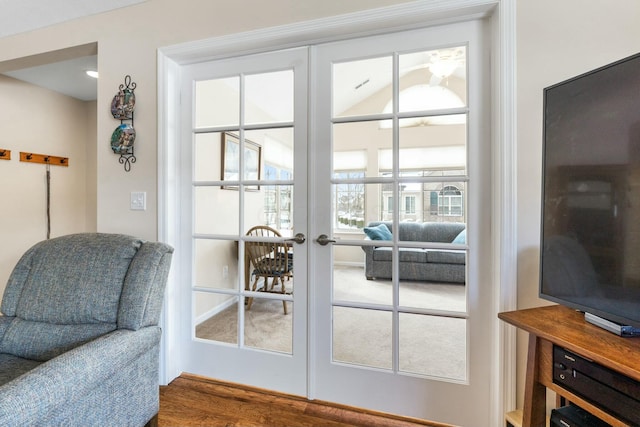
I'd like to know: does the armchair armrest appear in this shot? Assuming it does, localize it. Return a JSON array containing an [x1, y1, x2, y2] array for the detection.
[[0, 327, 161, 426]]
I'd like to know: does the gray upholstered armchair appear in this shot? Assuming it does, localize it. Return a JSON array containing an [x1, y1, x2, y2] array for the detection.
[[0, 233, 173, 427]]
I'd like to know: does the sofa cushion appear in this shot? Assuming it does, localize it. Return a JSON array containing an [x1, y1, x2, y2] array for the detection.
[[364, 223, 392, 240], [426, 250, 466, 265], [452, 229, 466, 244], [372, 247, 427, 263]]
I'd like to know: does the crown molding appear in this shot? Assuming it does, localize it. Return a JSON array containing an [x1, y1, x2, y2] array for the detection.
[[160, 0, 498, 64]]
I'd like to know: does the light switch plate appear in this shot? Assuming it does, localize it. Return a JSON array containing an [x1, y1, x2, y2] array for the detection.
[[130, 191, 146, 211]]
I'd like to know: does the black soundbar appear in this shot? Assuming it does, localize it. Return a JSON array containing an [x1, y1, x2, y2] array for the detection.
[[553, 345, 640, 425]]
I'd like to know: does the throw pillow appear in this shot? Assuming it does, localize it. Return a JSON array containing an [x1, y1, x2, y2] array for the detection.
[[363, 224, 392, 240], [452, 229, 466, 244]]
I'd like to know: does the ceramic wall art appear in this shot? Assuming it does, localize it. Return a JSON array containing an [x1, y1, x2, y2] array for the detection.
[[110, 123, 136, 154], [111, 88, 136, 119], [112, 75, 137, 171]]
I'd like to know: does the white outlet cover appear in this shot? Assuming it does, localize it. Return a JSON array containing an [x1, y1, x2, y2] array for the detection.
[[130, 191, 146, 210]]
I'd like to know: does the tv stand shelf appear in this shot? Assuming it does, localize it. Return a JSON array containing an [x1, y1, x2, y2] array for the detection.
[[499, 305, 640, 427]]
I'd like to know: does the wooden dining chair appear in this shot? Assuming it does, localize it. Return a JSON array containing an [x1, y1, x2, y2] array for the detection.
[[245, 225, 292, 314]]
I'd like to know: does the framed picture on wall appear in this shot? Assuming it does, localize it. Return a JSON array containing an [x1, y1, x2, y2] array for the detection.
[[221, 132, 261, 190]]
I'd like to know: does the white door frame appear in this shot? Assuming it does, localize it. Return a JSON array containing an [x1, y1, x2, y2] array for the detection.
[[157, 1, 517, 425]]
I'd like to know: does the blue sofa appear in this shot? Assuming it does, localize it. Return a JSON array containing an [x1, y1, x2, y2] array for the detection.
[[0, 233, 173, 427], [362, 221, 466, 284]]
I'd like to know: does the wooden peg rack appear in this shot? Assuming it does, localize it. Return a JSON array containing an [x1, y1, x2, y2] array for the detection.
[[20, 152, 69, 167], [0, 149, 10, 160]]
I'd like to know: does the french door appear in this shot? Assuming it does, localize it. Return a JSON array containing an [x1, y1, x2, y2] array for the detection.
[[311, 21, 492, 425], [178, 19, 492, 426], [179, 47, 309, 396]]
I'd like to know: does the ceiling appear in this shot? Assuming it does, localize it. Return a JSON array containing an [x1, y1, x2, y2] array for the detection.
[[2, 55, 98, 101], [0, 0, 146, 101]]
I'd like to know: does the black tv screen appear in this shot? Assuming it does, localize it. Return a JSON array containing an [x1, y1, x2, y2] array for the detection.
[[540, 52, 640, 329]]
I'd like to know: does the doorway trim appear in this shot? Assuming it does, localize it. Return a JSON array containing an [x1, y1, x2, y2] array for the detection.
[[157, 1, 516, 425]]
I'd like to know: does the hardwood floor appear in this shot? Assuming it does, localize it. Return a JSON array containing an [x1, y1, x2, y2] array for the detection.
[[159, 374, 452, 427]]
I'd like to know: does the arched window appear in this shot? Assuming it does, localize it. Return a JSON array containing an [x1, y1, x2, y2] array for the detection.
[[438, 185, 463, 216]]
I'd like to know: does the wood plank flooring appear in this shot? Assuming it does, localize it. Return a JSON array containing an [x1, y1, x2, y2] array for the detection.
[[159, 374, 452, 427]]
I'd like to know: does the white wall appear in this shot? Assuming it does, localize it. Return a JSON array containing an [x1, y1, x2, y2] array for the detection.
[[516, 0, 640, 408], [0, 0, 411, 245], [0, 75, 95, 294]]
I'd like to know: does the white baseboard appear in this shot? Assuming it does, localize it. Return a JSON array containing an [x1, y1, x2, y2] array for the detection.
[[194, 277, 270, 325], [195, 296, 238, 325], [333, 261, 364, 268]]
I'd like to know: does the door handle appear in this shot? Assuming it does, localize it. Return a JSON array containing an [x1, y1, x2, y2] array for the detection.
[[285, 233, 306, 244], [316, 234, 336, 246]]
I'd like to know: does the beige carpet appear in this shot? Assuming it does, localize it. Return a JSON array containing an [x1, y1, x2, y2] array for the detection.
[[196, 297, 294, 353], [196, 266, 466, 381]]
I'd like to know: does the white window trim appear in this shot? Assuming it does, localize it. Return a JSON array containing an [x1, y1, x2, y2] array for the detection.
[[157, 1, 517, 425]]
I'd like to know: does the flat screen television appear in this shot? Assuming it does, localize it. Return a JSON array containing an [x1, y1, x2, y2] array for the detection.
[[540, 52, 640, 334]]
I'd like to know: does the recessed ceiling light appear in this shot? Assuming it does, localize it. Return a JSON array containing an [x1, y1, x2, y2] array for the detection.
[[86, 70, 99, 79]]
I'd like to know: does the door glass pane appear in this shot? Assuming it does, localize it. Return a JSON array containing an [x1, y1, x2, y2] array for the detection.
[[195, 77, 239, 128], [399, 278, 466, 313], [246, 128, 294, 182], [194, 238, 239, 290], [397, 241, 466, 312], [195, 293, 238, 345], [194, 132, 223, 182], [333, 121, 391, 178], [399, 119, 467, 173], [398, 46, 467, 113], [194, 186, 239, 235], [332, 178, 365, 231], [245, 70, 293, 125], [333, 260, 392, 306], [244, 184, 293, 235], [399, 313, 466, 381], [245, 298, 293, 354], [333, 56, 392, 118], [332, 306, 391, 370]]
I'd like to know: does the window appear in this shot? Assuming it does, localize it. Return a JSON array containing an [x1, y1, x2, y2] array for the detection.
[[404, 196, 416, 214], [438, 185, 463, 217], [264, 164, 293, 230], [334, 171, 365, 230]]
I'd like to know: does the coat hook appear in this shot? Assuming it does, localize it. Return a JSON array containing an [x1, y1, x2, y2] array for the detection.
[[26, 153, 33, 160], [60, 158, 67, 164], [44, 156, 50, 162], [0, 150, 6, 157]]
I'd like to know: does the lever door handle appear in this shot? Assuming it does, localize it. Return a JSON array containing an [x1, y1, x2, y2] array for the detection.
[[316, 234, 336, 246], [285, 233, 306, 244]]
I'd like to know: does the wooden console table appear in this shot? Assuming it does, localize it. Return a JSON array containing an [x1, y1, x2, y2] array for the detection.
[[499, 305, 640, 427]]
